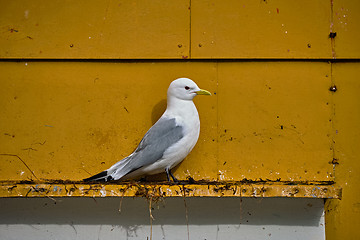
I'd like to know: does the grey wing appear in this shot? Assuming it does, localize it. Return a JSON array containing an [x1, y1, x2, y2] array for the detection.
[[113, 117, 184, 178]]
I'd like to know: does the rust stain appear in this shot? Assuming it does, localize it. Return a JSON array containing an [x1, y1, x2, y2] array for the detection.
[[9, 28, 19, 33]]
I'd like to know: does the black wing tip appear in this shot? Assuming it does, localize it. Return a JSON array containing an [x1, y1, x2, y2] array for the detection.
[[83, 171, 114, 182]]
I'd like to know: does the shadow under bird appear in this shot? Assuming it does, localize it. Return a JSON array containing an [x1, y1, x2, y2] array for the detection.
[[83, 78, 211, 182]]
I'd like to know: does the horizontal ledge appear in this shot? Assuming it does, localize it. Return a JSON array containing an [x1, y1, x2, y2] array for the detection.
[[0, 58, 360, 62], [0, 181, 341, 199]]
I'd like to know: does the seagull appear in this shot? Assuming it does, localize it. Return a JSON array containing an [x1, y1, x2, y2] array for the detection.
[[83, 78, 211, 182]]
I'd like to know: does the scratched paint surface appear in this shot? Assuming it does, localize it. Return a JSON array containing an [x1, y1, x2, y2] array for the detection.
[[324, 63, 360, 240], [332, 0, 360, 58], [191, 0, 331, 59], [0, 1, 359, 240], [0, 61, 334, 183], [0, 0, 190, 59], [1, 0, 359, 59]]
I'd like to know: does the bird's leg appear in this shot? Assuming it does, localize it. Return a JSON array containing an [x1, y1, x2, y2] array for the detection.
[[165, 168, 178, 182], [165, 168, 171, 182], [169, 170, 179, 182]]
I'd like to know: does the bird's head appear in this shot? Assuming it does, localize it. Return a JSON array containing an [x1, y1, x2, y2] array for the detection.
[[167, 78, 211, 101]]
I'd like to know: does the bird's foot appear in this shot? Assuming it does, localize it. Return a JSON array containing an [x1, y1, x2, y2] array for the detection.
[[165, 168, 179, 183], [170, 174, 179, 183]]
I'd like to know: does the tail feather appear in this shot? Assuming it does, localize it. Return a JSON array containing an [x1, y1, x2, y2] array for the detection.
[[83, 170, 114, 182], [83, 155, 133, 182]]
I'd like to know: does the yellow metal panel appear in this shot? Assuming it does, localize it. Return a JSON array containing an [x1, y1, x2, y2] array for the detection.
[[217, 62, 334, 181], [0, 61, 335, 187], [0, 61, 218, 182], [333, 0, 360, 58], [0, 0, 190, 59], [325, 63, 360, 239], [191, 0, 332, 59]]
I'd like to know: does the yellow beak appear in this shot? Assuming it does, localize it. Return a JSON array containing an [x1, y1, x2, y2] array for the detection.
[[196, 89, 212, 95]]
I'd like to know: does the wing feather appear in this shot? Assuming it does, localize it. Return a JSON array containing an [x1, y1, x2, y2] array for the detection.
[[110, 117, 183, 180]]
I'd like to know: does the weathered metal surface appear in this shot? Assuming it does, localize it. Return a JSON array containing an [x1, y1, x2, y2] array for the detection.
[[0, 181, 341, 199], [0, 61, 335, 185], [333, 0, 360, 58], [0, 0, 190, 59], [0, 61, 217, 182], [2, 0, 359, 59], [0, 1, 358, 239], [191, 0, 332, 59], [324, 63, 360, 240], [216, 62, 333, 181]]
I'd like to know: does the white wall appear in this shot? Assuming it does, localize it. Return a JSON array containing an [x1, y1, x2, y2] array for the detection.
[[0, 197, 324, 240]]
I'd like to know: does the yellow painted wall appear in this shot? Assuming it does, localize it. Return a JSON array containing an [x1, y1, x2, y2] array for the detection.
[[0, 0, 190, 59], [0, 0, 359, 239], [325, 63, 360, 239], [0, 61, 334, 182]]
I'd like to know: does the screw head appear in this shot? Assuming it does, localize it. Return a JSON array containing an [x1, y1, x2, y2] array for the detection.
[[329, 85, 337, 92]]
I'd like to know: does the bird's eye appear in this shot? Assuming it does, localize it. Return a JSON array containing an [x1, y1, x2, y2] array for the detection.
[[185, 86, 190, 90]]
